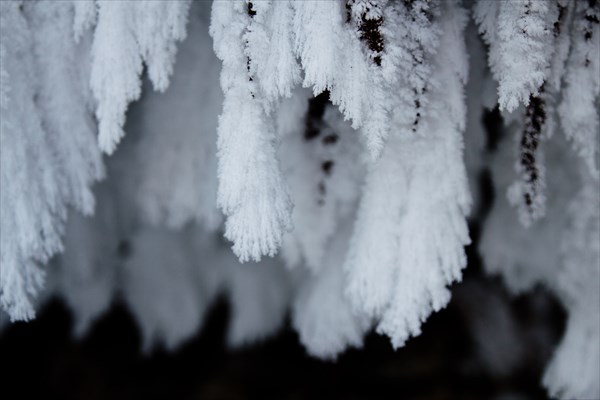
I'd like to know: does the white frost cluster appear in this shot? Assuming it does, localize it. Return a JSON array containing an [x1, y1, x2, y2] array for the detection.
[[90, 0, 191, 154], [0, 1, 599, 399], [345, 1, 470, 348], [558, 0, 600, 177], [1, 1, 103, 320], [476, 0, 600, 228], [478, 5, 600, 396], [474, 0, 556, 112]]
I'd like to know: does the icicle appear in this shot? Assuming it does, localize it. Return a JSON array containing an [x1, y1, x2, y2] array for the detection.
[[345, 2, 471, 348], [507, 91, 548, 226], [475, 0, 557, 112], [292, 1, 371, 156], [548, 0, 574, 93], [210, 1, 293, 262], [558, 0, 600, 177], [90, 0, 190, 154], [476, 0, 565, 224], [293, 0, 440, 160], [90, 2, 143, 154], [247, 0, 301, 103], [28, 1, 105, 216], [292, 1, 344, 95], [132, 1, 191, 92], [345, 0, 389, 158], [1, 1, 104, 321]]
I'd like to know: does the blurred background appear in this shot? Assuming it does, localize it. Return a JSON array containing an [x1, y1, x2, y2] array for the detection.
[[0, 104, 569, 399], [0, 232, 565, 400]]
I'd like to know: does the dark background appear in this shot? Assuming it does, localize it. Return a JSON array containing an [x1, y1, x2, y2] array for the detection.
[[0, 245, 565, 400]]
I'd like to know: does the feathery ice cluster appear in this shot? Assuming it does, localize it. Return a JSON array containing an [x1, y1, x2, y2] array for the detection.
[[1, 1, 104, 320], [0, 1, 598, 398], [475, 0, 600, 226], [477, 2, 600, 397]]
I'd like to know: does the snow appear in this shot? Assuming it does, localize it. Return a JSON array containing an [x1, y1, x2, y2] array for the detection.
[[1, 1, 599, 398]]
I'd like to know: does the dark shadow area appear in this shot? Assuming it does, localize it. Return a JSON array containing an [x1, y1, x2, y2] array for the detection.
[[0, 272, 565, 400]]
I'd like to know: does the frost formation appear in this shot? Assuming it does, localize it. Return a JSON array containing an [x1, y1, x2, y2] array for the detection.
[[0, 1, 598, 398]]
